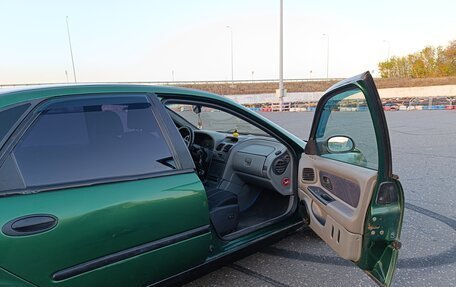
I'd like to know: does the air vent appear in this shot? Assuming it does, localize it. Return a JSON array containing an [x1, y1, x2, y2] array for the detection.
[[227, 137, 238, 143], [273, 159, 288, 175], [216, 143, 225, 151], [302, 168, 315, 182], [223, 144, 233, 152]]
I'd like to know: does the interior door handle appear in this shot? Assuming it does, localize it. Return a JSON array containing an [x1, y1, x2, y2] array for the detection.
[[2, 214, 58, 236], [321, 176, 333, 191]]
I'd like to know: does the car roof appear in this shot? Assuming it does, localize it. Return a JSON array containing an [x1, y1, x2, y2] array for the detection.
[[0, 84, 224, 109]]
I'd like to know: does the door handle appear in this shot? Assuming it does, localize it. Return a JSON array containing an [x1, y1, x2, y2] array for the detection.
[[2, 214, 58, 236], [321, 176, 333, 191]]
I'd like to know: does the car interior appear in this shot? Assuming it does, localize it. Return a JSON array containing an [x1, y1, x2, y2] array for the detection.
[[164, 101, 295, 239]]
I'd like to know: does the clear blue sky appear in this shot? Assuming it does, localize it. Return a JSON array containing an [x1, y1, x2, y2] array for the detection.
[[1, 0, 455, 84]]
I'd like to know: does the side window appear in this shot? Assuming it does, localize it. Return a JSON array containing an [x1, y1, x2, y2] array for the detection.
[[167, 103, 268, 136], [12, 95, 176, 188], [316, 87, 378, 170]]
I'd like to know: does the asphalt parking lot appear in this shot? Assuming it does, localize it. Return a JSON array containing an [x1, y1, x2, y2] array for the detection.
[[186, 110, 456, 287]]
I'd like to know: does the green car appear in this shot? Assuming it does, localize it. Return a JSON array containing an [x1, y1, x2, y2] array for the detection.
[[0, 71, 403, 287]]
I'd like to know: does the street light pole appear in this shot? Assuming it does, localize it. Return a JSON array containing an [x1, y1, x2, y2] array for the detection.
[[323, 33, 329, 79], [66, 16, 77, 83], [226, 26, 234, 83], [278, 0, 284, 112]]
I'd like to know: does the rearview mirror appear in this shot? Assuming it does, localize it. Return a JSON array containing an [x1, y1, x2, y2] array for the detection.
[[327, 136, 354, 153], [192, 105, 201, 114]]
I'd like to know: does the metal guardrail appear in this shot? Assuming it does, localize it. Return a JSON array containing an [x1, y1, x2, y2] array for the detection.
[[0, 78, 343, 88]]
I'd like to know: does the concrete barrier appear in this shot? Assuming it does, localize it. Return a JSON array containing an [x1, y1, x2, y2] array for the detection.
[[378, 85, 456, 99], [226, 85, 456, 105], [256, 103, 451, 113]]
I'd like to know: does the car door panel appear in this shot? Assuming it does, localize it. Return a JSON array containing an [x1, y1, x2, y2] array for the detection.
[[0, 174, 210, 287], [0, 266, 36, 287], [0, 93, 211, 286], [299, 154, 377, 261], [299, 71, 404, 287], [318, 171, 360, 208]]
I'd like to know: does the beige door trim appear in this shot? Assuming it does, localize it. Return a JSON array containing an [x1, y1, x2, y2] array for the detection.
[[298, 154, 377, 261]]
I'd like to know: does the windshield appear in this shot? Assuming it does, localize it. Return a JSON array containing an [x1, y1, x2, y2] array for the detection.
[[167, 103, 268, 136]]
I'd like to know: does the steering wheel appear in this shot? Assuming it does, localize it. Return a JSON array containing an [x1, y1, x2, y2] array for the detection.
[[178, 126, 194, 147]]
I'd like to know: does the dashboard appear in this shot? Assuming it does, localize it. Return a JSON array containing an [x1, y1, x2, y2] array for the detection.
[[193, 130, 293, 196]]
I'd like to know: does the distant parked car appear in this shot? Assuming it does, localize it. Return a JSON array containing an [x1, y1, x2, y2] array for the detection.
[[0, 72, 403, 287], [383, 102, 399, 111]]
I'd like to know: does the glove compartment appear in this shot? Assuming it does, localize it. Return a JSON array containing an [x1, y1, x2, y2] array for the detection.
[[232, 144, 275, 177]]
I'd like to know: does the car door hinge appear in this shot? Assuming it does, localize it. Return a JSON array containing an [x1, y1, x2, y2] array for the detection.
[[367, 224, 380, 231]]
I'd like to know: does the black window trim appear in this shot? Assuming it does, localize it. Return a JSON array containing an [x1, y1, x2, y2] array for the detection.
[[0, 101, 39, 160], [146, 93, 195, 171], [0, 92, 194, 197]]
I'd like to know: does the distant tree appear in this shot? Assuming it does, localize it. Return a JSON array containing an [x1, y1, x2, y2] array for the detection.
[[441, 40, 456, 75], [378, 40, 456, 78]]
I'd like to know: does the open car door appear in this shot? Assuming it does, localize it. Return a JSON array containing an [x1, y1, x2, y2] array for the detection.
[[299, 71, 404, 286]]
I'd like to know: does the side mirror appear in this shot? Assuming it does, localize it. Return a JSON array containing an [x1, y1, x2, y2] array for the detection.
[[327, 136, 355, 153]]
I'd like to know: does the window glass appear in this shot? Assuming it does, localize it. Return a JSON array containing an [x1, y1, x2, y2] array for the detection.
[[13, 95, 175, 187], [0, 104, 30, 145], [167, 103, 267, 136], [316, 87, 378, 170]]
